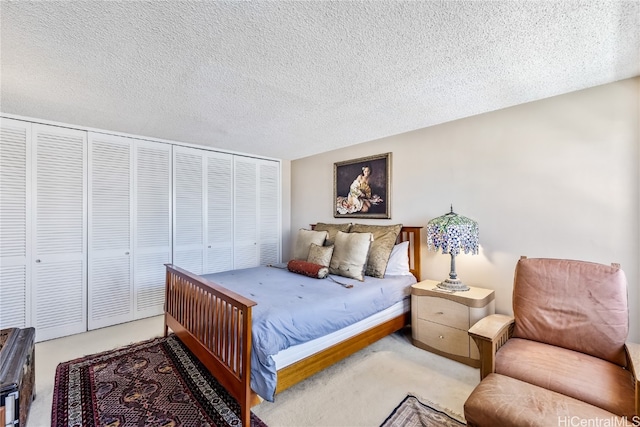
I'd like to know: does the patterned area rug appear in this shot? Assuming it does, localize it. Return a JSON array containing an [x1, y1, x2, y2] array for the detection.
[[52, 335, 267, 427], [380, 394, 466, 427]]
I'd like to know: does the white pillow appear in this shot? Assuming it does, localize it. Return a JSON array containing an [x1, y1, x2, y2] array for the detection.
[[329, 231, 373, 281], [293, 229, 328, 260], [384, 241, 413, 276]]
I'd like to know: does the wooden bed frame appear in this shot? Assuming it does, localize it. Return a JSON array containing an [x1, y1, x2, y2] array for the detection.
[[164, 226, 422, 426]]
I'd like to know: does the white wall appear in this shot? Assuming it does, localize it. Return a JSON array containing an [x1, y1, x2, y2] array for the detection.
[[290, 77, 640, 342]]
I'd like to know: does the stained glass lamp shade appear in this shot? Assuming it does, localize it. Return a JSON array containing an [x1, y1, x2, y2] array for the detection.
[[426, 206, 479, 292]]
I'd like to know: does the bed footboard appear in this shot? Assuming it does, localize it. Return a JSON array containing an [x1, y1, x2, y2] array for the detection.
[[164, 264, 257, 427]]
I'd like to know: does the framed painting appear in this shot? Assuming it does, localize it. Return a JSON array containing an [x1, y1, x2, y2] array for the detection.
[[334, 152, 391, 219]]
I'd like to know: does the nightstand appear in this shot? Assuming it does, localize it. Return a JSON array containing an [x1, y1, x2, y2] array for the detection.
[[411, 280, 495, 367]]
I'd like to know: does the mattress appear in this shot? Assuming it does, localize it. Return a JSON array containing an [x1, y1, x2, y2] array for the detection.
[[202, 265, 416, 401], [272, 298, 410, 369]]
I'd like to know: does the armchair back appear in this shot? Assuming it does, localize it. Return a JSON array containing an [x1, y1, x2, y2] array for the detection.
[[512, 257, 629, 367]]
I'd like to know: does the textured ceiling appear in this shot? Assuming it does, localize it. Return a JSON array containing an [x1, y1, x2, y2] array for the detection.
[[1, 1, 639, 160]]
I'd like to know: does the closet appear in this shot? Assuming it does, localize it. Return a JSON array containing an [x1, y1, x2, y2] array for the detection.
[[233, 156, 280, 269], [0, 119, 88, 342], [1, 118, 32, 332], [172, 146, 280, 274], [0, 116, 281, 342], [172, 146, 227, 275], [132, 140, 173, 320], [88, 133, 172, 330]]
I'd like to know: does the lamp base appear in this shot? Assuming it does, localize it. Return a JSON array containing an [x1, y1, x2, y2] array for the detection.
[[436, 278, 470, 292]]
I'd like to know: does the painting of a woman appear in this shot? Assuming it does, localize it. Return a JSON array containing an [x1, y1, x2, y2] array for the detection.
[[334, 153, 390, 218]]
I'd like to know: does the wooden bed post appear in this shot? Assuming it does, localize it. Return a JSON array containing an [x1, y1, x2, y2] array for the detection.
[[164, 264, 171, 338], [240, 307, 252, 427]]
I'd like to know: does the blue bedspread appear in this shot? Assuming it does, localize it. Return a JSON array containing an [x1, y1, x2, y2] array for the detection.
[[202, 265, 416, 401]]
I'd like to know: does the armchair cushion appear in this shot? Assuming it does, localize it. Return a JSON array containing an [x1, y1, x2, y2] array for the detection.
[[464, 374, 634, 427], [495, 338, 636, 417], [512, 258, 629, 367]]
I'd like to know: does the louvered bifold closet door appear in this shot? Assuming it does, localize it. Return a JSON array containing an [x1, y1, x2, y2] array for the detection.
[[233, 157, 258, 269], [258, 160, 280, 266], [205, 152, 233, 274], [32, 124, 87, 342], [88, 133, 134, 330], [134, 140, 171, 318], [173, 146, 205, 275], [0, 118, 31, 330]]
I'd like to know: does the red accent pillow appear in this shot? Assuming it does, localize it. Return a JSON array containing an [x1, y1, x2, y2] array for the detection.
[[287, 260, 329, 279]]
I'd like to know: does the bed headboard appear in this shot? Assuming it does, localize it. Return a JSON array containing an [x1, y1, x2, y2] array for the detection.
[[397, 226, 422, 281], [309, 224, 422, 281]]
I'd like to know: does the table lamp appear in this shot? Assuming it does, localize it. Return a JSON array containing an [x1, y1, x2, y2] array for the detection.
[[426, 206, 479, 292]]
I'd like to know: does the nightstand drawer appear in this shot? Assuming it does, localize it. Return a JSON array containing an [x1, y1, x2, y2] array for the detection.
[[415, 319, 469, 358], [411, 280, 495, 367], [417, 296, 469, 330]]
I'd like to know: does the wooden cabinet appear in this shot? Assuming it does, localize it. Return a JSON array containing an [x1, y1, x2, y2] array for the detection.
[[411, 280, 495, 367]]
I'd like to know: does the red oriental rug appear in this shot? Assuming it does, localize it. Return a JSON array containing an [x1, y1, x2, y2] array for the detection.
[[52, 335, 267, 427]]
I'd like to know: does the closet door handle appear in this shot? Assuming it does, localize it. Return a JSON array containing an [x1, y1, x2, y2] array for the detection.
[[35, 259, 41, 263]]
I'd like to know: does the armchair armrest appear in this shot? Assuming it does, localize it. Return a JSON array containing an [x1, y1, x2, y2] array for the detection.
[[624, 341, 640, 416], [468, 314, 515, 380]]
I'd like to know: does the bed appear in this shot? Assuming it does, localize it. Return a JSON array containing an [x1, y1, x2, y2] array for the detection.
[[164, 226, 422, 426]]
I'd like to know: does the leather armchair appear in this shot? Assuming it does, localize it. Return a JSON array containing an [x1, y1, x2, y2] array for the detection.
[[464, 257, 640, 426]]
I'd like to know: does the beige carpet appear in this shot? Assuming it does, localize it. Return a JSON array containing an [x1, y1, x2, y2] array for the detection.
[[251, 330, 477, 426], [28, 316, 479, 427]]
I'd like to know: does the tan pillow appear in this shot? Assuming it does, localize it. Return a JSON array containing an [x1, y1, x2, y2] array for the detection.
[[307, 243, 334, 267], [329, 231, 373, 281], [314, 223, 351, 246], [350, 224, 402, 278], [293, 229, 328, 260]]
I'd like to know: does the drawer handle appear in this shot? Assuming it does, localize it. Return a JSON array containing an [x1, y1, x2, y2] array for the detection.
[[435, 311, 444, 315], [439, 335, 445, 339]]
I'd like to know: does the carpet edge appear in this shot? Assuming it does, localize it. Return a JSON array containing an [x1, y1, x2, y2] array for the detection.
[[380, 393, 466, 427], [407, 391, 466, 423]]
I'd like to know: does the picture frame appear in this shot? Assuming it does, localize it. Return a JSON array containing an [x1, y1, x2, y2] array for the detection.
[[334, 152, 391, 219]]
